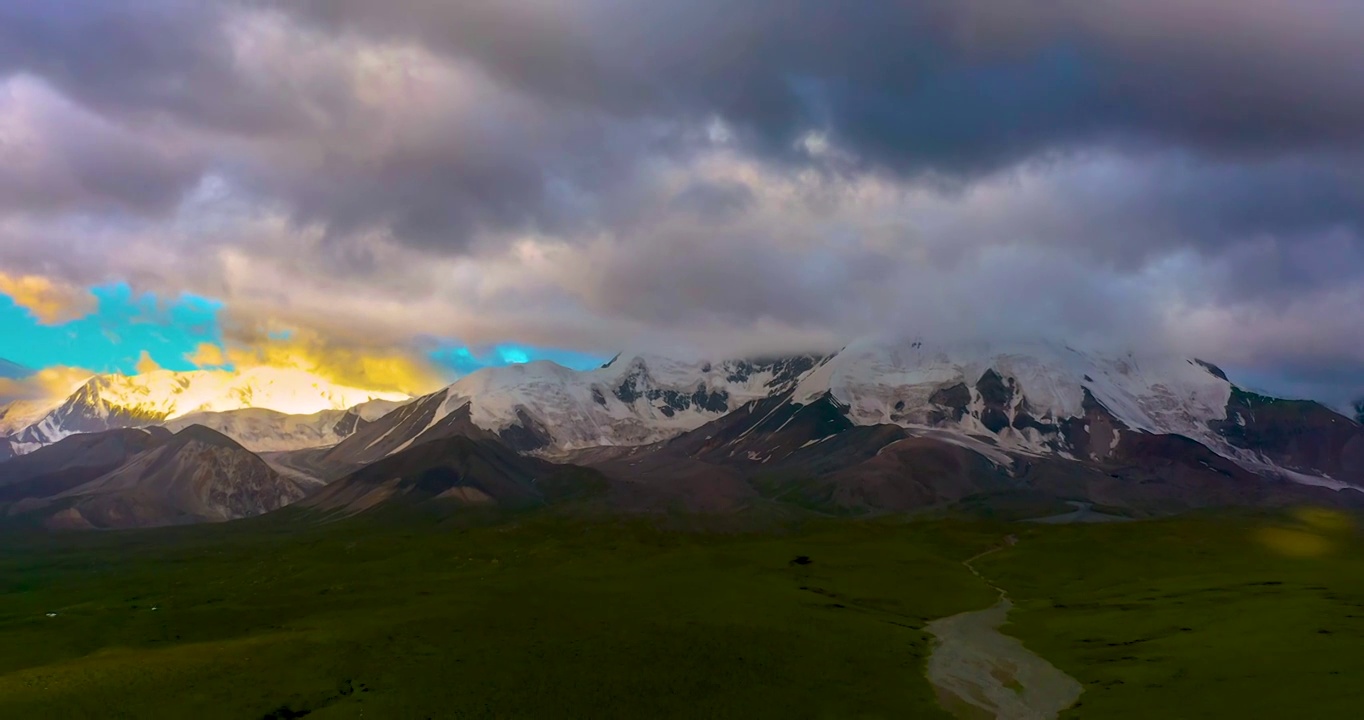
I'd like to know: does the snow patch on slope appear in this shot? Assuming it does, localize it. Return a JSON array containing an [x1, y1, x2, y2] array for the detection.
[[0, 396, 65, 436], [425, 354, 820, 453], [797, 338, 1228, 425], [792, 336, 1233, 456]]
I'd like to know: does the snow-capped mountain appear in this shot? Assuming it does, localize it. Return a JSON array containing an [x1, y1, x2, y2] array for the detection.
[[0, 396, 65, 437], [321, 354, 822, 465], [703, 337, 1364, 493], [5, 336, 1362, 524], [441, 354, 821, 451], [163, 399, 405, 453], [5, 367, 410, 453], [790, 337, 1232, 455], [317, 337, 1364, 496]]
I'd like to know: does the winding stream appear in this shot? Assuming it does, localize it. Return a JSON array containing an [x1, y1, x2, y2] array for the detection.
[[925, 538, 1083, 720]]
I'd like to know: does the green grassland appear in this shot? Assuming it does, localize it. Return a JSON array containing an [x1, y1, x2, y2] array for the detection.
[[2, 506, 1362, 718], [976, 510, 1364, 719], [0, 508, 999, 719]]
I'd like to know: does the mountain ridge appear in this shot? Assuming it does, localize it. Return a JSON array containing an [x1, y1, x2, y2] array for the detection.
[[304, 339, 1364, 495], [4, 336, 1363, 527], [17, 424, 309, 529], [4, 367, 410, 453]]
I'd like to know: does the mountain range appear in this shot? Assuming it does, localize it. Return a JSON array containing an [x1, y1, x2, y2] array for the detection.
[[2, 338, 1361, 528], [1, 365, 409, 456]]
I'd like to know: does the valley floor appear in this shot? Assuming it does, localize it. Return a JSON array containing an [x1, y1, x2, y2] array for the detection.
[[0, 507, 1360, 718]]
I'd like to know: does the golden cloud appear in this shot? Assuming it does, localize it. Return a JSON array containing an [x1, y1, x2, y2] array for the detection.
[[186, 329, 446, 397], [184, 342, 228, 368], [0, 365, 95, 402], [0, 272, 98, 325], [135, 351, 162, 374]]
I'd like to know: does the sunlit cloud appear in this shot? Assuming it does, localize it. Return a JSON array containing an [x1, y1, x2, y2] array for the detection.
[[204, 326, 447, 397], [184, 342, 229, 368], [135, 350, 162, 374], [0, 271, 98, 325], [0, 365, 94, 403]]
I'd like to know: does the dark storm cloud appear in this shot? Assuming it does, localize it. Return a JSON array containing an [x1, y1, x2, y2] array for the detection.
[[0, 1, 614, 247], [290, 0, 1364, 171], [279, 0, 1364, 273], [5, 0, 1362, 251]]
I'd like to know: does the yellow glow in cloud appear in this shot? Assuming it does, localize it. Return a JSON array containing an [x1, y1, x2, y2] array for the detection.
[[0, 365, 95, 402], [188, 330, 445, 397], [0, 272, 98, 325], [185, 342, 228, 368], [135, 351, 162, 374]]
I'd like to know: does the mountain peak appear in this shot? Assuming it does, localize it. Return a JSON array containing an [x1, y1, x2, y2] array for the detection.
[[5, 365, 413, 450], [169, 424, 247, 451]]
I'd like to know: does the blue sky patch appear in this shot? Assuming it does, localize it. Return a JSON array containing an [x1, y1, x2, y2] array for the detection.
[[430, 344, 606, 376], [0, 283, 224, 373]]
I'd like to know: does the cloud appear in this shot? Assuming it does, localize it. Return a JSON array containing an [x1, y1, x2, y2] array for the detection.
[[198, 327, 447, 397], [0, 75, 205, 217], [135, 350, 162, 374], [185, 342, 228, 368], [0, 1, 296, 135], [0, 271, 98, 324], [0, 0, 1362, 410], [0, 365, 93, 403], [288, 0, 1364, 169]]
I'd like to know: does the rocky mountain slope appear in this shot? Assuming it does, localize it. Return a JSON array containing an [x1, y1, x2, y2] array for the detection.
[[0, 397, 64, 438], [299, 339, 1364, 497], [554, 338, 1361, 515], [302, 434, 607, 515], [313, 354, 820, 468], [163, 399, 404, 453], [3, 425, 310, 529], [0, 427, 170, 504], [782, 338, 1364, 491], [616, 382, 1350, 516]]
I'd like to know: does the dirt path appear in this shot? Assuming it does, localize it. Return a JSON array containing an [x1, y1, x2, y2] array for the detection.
[[924, 537, 1083, 720]]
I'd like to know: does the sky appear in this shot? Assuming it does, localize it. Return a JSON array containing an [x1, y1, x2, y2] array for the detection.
[[0, 1, 1362, 408]]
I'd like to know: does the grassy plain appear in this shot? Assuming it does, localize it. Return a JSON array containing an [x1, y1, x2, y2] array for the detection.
[[977, 510, 1364, 719], [0, 508, 997, 719], [3, 506, 1362, 718]]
